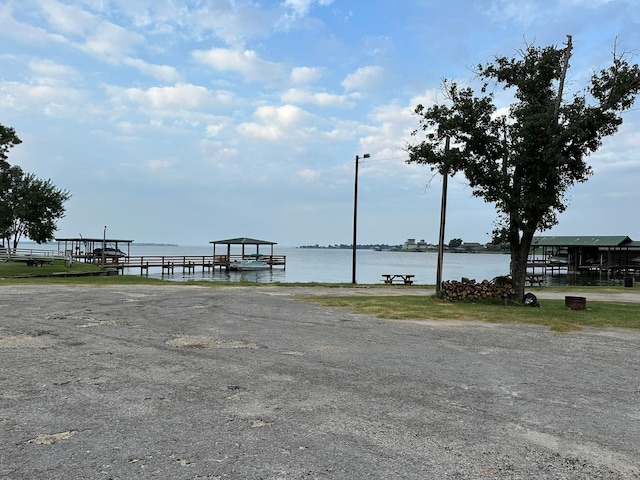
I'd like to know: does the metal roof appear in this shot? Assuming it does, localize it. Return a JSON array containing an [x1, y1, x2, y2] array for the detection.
[[531, 236, 632, 247], [209, 237, 277, 245], [56, 237, 133, 243]]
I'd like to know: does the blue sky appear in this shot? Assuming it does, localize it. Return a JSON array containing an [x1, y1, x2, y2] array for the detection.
[[1, 0, 639, 247]]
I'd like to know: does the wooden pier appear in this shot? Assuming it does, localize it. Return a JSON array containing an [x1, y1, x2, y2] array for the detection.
[[106, 254, 286, 275], [56, 236, 285, 277]]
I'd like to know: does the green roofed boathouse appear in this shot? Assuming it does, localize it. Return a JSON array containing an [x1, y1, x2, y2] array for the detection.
[[528, 235, 640, 283]]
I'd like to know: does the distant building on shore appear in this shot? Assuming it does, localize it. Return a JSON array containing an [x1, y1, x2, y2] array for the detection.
[[403, 238, 432, 250]]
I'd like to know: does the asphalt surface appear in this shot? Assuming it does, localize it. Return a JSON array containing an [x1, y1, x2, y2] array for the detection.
[[1, 284, 639, 479]]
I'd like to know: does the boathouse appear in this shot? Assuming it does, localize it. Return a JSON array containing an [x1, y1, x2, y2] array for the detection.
[[528, 235, 640, 280], [56, 236, 133, 264]]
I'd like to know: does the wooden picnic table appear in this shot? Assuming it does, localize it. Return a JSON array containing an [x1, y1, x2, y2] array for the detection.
[[382, 274, 415, 285]]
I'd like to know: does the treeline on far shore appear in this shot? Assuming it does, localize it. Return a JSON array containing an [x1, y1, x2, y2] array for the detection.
[[299, 243, 510, 253], [299, 244, 401, 250]]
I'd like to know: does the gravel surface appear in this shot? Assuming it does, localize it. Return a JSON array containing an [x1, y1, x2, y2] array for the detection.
[[1, 284, 639, 479]]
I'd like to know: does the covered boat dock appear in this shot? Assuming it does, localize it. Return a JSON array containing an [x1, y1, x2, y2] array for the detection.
[[210, 237, 285, 269], [56, 237, 133, 265], [528, 235, 640, 282]]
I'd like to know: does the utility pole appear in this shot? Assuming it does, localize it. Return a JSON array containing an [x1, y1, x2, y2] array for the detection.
[[435, 137, 450, 295], [352, 153, 370, 284]]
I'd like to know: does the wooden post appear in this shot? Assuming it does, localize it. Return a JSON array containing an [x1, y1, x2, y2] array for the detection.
[[436, 137, 450, 295]]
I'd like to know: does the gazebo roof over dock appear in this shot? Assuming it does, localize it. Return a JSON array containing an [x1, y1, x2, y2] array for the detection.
[[209, 237, 277, 256], [209, 237, 277, 246]]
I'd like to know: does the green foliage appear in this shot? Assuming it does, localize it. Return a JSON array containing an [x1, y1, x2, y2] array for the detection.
[[0, 124, 21, 168], [448, 238, 463, 248], [0, 123, 71, 248], [406, 37, 640, 299]]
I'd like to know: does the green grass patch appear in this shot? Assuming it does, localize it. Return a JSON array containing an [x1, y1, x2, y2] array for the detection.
[[0, 259, 101, 276], [0, 260, 166, 286], [298, 294, 640, 332]]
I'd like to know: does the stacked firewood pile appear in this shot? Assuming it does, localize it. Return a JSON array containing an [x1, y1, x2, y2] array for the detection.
[[440, 276, 517, 302]]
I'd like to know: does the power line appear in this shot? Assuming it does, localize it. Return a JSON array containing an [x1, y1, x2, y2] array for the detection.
[[361, 154, 409, 164]]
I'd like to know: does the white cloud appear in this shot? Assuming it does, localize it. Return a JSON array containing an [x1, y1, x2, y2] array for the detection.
[[112, 83, 229, 110], [237, 104, 316, 140], [281, 88, 355, 108], [254, 104, 313, 126], [40, 0, 99, 36], [28, 59, 80, 84], [145, 158, 176, 172], [186, 2, 274, 45], [123, 57, 181, 83], [282, 0, 335, 17], [80, 21, 142, 61], [0, 80, 87, 116], [206, 124, 225, 138], [297, 168, 322, 181], [192, 47, 284, 81], [290, 66, 322, 84], [342, 65, 384, 92], [0, 3, 68, 44]]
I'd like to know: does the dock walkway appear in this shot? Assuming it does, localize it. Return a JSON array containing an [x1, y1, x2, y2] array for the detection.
[[107, 254, 286, 275]]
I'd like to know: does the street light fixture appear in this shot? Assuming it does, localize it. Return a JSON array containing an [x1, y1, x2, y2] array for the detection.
[[352, 153, 370, 284]]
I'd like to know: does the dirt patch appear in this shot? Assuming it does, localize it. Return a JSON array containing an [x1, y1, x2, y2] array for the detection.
[[0, 332, 57, 349], [29, 431, 77, 445], [166, 335, 258, 350]]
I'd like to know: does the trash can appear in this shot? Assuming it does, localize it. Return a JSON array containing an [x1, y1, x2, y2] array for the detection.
[[624, 277, 635, 288], [565, 296, 586, 311]]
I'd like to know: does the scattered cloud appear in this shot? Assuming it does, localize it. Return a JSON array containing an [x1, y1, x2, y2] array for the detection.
[[122, 58, 181, 83], [342, 66, 385, 93], [290, 66, 322, 85], [281, 88, 355, 108], [1, 0, 637, 245], [192, 47, 284, 82]]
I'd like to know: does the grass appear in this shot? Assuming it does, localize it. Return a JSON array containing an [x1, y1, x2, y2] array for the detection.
[[0, 260, 165, 285], [297, 294, 640, 332], [0, 259, 101, 276]]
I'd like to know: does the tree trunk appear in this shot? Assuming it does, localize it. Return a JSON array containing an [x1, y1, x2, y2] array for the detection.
[[509, 230, 535, 303]]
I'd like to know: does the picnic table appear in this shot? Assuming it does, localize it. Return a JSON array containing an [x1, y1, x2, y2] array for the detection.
[[382, 274, 415, 285]]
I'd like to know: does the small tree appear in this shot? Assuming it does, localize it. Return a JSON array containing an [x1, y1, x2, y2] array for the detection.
[[407, 37, 640, 301], [448, 238, 463, 248], [1, 123, 71, 248], [3, 172, 72, 248]]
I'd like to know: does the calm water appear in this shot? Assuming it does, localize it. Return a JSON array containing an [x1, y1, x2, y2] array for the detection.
[[124, 245, 512, 285]]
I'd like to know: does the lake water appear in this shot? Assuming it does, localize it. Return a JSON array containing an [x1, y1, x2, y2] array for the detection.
[[125, 245, 512, 285]]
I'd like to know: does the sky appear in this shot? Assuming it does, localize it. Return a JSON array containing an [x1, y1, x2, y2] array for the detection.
[[1, 0, 639, 247]]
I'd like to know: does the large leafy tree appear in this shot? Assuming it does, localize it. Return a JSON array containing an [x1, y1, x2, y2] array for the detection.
[[407, 37, 640, 301], [1, 123, 71, 249]]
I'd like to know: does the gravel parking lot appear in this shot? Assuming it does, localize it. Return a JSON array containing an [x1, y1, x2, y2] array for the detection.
[[1, 284, 639, 479]]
